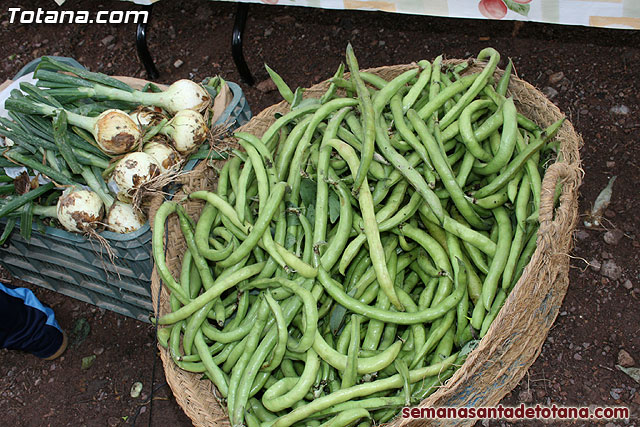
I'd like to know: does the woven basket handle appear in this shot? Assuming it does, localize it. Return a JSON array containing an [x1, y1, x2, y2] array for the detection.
[[539, 162, 579, 236]]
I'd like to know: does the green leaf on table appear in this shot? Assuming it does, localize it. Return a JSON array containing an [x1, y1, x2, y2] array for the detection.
[[504, 0, 530, 16], [460, 340, 481, 356], [70, 318, 91, 349], [81, 355, 96, 370], [0, 218, 17, 245], [300, 178, 317, 208], [328, 189, 340, 224], [290, 87, 305, 110], [616, 365, 640, 384], [285, 233, 297, 250], [142, 82, 164, 93], [286, 211, 300, 227], [19, 201, 33, 241], [305, 204, 315, 225]]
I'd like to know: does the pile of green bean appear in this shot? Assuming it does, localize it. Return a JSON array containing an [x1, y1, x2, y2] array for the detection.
[[152, 45, 563, 427]]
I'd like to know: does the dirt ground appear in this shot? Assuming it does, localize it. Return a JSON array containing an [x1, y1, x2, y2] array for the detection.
[[0, 0, 639, 426]]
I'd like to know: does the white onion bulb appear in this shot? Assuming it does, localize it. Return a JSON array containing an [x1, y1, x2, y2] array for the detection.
[[106, 201, 146, 233], [129, 107, 166, 128], [143, 138, 181, 173], [56, 189, 104, 233], [161, 110, 208, 154], [161, 79, 211, 114], [94, 109, 142, 155], [112, 152, 161, 201]]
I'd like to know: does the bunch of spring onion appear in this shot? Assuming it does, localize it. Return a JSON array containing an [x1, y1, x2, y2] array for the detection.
[[0, 57, 228, 238]]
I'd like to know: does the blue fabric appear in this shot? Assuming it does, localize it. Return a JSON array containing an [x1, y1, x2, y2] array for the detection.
[[0, 282, 63, 358]]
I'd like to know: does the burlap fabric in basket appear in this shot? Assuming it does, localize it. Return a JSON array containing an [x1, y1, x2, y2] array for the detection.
[[149, 60, 583, 427]]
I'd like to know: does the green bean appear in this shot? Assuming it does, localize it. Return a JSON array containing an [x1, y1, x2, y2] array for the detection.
[[270, 355, 457, 427], [235, 158, 254, 223], [189, 191, 249, 234], [317, 266, 462, 325], [274, 115, 313, 181], [398, 223, 452, 277], [315, 106, 352, 251], [342, 315, 360, 389], [328, 138, 403, 310], [262, 103, 321, 150], [458, 99, 493, 161], [201, 305, 256, 343], [321, 63, 345, 104], [288, 98, 358, 206], [410, 308, 457, 369], [313, 329, 402, 375], [262, 290, 288, 372], [350, 237, 398, 299], [194, 329, 229, 397], [417, 73, 478, 121], [417, 276, 439, 309], [408, 109, 489, 230], [242, 277, 318, 353], [157, 261, 265, 325], [362, 290, 389, 352], [372, 68, 419, 114], [496, 59, 513, 96], [183, 297, 213, 356], [313, 396, 404, 420], [356, 72, 387, 89], [399, 287, 426, 358], [265, 64, 295, 104], [217, 182, 287, 268], [250, 398, 278, 422], [473, 186, 509, 210], [179, 249, 195, 297], [229, 296, 270, 425], [439, 48, 500, 129], [274, 242, 317, 278], [509, 225, 539, 291], [473, 130, 545, 199], [470, 294, 487, 330], [258, 203, 288, 279], [455, 286, 470, 347], [222, 334, 249, 372], [374, 114, 445, 225], [508, 169, 524, 204], [480, 289, 506, 337], [474, 97, 518, 175], [319, 408, 370, 427], [245, 411, 261, 427], [339, 235, 367, 275], [390, 95, 437, 187], [319, 177, 354, 271], [403, 60, 431, 113], [152, 202, 190, 305], [481, 206, 512, 310], [502, 177, 531, 290], [345, 44, 376, 194], [262, 348, 320, 412], [176, 205, 217, 292]]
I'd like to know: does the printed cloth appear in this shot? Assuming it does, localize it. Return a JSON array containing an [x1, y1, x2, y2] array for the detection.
[[116, 0, 640, 29]]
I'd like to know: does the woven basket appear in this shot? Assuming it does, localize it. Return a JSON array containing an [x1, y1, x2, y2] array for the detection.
[[149, 60, 583, 427]]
